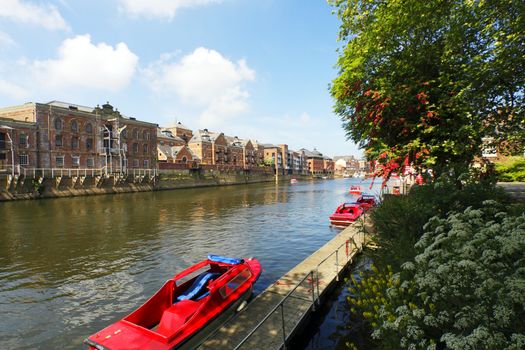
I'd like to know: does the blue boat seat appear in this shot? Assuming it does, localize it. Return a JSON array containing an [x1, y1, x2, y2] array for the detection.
[[207, 254, 243, 265], [177, 272, 220, 302]]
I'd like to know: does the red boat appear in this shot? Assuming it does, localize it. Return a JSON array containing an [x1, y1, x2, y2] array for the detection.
[[84, 255, 261, 350], [349, 185, 362, 195], [329, 202, 364, 227], [356, 194, 376, 211]]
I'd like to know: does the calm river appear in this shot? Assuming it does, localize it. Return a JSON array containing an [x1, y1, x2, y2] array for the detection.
[[0, 178, 377, 349]]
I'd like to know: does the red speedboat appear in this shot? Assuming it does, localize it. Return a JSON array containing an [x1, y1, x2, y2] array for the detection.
[[349, 185, 362, 195], [329, 202, 364, 227], [85, 255, 261, 350], [356, 194, 376, 211]]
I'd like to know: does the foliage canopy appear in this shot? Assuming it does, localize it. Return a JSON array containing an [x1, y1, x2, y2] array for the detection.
[[330, 0, 525, 178]]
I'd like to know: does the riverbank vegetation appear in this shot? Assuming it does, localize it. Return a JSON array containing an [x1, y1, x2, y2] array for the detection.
[[347, 177, 525, 349], [328, 0, 525, 348], [495, 156, 525, 182]]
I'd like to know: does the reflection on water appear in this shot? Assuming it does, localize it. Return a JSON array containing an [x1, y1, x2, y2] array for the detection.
[[0, 179, 379, 349]]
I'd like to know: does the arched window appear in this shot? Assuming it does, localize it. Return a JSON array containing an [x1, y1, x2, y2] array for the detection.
[[181, 156, 187, 163], [54, 118, 63, 130], [71, 120, 78, 132], [85, 123, 93, 133], [143, 130, 149, 140], [133, 129, 139, 139], [143, 144, 148, 155], [133, 143, 138, 154]]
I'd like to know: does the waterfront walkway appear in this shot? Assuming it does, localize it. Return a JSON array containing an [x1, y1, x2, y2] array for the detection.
[[498, 182, 525, 201], [198, 217, 370, 350]]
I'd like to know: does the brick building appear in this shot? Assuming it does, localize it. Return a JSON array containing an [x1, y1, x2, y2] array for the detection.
[[0, 101, 157, 172], [0, 118, 38, 172]]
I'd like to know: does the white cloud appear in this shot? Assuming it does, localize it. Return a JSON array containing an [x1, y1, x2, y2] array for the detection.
[[0, 0, 69, 30], [119, 0, 222, 20], [144, 47, 255, 127], [32, 34, 139, 92], [0, 31, 15, 48], [0, 79, 28, 99]]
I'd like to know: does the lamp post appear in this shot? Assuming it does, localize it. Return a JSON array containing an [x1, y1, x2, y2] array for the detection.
[[0, 125, 15, 177]]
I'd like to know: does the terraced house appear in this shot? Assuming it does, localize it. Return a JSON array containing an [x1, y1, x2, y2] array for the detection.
[[0, 101, 157, 173]]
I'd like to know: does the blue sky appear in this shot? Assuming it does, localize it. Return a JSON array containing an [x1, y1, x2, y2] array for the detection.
[[0, 0, 360, 157]]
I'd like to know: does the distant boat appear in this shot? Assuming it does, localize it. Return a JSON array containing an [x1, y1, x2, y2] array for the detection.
[[290, 178, 298, 184], [356, 194, 376, 211], [329, 202, 364, 227], [349, 185, 362, 195], [353, 171, 366, 179], [342, 172, 351, 178]]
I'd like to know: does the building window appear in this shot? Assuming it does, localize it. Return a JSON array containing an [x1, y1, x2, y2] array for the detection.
[[72, 156, 80, 167], [19, 154, 28, 165], [55, 135, 63, 147], [181, 156, 187, 163], [56, 156, 64, 167], [143, 143, 148, 155], [133, 143, 139, 154], [121, 128, 127, 138], [133, 129, 139, 139], [143, 130, 149, 140], [54, 118, 62, 130], [71, 120, 78, 132], [159, 140, 164, 145], [87, 158, 94, 167], [86, 138, 93, 150], [85, 123, 93, 133], [144, 159, 149, 168], [133, 159, 139, 168], [71, 136, 79, 149], [19, 133, 27, 146]]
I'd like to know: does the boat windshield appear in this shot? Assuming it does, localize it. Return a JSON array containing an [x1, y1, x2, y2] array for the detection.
[[219, 269, 252, 299]]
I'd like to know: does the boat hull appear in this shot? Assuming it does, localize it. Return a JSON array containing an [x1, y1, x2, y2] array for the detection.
[[173, 286, 252, 350], [85, 257, 261, 350]]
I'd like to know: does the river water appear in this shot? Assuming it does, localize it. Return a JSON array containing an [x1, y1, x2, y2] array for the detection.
[[0, 178, 377, 349]]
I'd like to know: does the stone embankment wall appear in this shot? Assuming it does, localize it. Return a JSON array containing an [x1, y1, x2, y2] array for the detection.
[[0, 169, 304, 201]]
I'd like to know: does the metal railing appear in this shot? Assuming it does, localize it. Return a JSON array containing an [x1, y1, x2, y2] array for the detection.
[[18, 167, 107, 178], [1, 166, 158, 179], [131, 168, 157, 177], [234, 229, 363, 350]]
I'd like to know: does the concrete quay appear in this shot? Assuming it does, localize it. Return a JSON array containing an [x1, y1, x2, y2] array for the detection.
[[198, 216, 371, 350]]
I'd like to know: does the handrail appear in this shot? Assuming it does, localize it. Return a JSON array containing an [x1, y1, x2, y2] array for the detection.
[[233, 270, 316, 350], [1, 166, 158, 179], [233, 229, 363, 350]]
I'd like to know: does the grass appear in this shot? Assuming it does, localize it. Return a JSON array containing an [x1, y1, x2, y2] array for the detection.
[[494, 156, 525, 182]]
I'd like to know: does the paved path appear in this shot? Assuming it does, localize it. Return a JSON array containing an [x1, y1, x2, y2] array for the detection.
[[198, 216, 371, 350], [498, 182, 525, 201]]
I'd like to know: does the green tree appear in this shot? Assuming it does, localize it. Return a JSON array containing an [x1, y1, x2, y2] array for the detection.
[[329, 0, 525, 180]]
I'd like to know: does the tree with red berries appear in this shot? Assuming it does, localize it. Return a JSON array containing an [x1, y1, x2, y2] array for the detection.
[[329, 0, 525, 181]]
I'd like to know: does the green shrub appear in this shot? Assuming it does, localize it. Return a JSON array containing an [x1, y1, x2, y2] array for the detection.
[[495, 157, 525, 182], [350, 205, 525, 349], [369, 176, 509, 269]]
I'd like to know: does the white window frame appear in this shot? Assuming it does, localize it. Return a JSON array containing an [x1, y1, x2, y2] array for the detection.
[[133, 159, 139, 168], [87, 157, 94, 168], [72, 156, 80, 167], [143, 159, 149, 168], [19, 154, 29, 165], [56, 156, 64, 168]]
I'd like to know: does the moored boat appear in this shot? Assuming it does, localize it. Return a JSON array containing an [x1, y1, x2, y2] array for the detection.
[[84, 255, 261, 350], [290, 178, 298, 184], [349, 185, 362, 195], [329, 202, 364, 227], [356, 194, 376, 211]]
